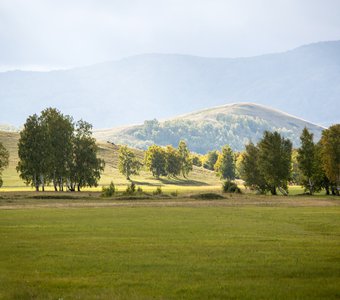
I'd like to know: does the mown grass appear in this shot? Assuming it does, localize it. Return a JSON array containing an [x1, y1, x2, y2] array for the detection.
[[0, 204, 339, 299]]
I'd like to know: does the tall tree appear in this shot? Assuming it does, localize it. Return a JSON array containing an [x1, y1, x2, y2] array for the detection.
[[69, 120, 105, 191], [240, 142, 267, 193], [178, 140, 193, 177], [144, 145, 167, 178], [257, 131, 292, 195], [0, 142, 9, 188], [17, 114, 47, 191], [320, 124, 340, 195], [118, 145, 141, 180], [40, 108, 74, 191], [165, 145, 181, 177], [297, 128, 318, 194], [214, 145, 236, 180]]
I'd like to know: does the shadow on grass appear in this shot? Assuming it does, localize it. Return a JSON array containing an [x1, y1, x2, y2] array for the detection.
[[131, 177, 209, 187]]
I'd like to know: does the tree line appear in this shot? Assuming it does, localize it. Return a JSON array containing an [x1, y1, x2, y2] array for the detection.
[[118, 141, 193, 180], [0, 108, 338, 195]]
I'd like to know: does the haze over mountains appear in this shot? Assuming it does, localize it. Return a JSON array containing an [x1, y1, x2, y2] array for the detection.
[[94, 103, 324, 153], [0, 40, 339, 128]]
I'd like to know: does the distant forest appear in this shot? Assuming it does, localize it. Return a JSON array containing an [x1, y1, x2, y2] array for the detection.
[[117, 115, 319, 154]]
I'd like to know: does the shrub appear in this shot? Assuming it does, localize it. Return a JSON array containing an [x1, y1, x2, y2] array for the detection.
[[102, 181, 115, 197], [153, 186, 162, 195], [125, 182, 136, 194], [222, 180, 241, 193], [190, 193, 224, 200]]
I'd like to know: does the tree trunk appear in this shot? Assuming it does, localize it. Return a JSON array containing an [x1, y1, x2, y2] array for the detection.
[[53, 172, 58, 192], [308, 178, 314, 195], [40, 174, 45, 192], [77, 184, 81, 192], [270, 186, 277, 195]]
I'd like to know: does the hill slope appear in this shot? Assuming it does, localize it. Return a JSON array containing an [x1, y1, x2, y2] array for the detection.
[[0, 131, 219, 190], [94, 103, 324, 153], [0, 40, 339, 127]]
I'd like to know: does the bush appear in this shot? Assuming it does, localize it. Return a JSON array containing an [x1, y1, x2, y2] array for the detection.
[[102, 181, 115, 197], [137, 186, 143, 194], [222, 180, 241, 193], [153, 186, 162, 195], [125, 182, 136, 194], [190, 193, 224, 200]]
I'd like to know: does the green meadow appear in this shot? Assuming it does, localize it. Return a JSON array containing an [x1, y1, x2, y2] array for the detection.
[[0, 195, 340, 299]]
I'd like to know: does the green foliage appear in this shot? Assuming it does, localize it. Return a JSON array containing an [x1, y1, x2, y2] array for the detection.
[[241, 131, 292, 195], [241, 143, 267, 193], [0, 142, 9, 187], [144, 145, 167, 178], [125, 182, 136, 194], [291, 149, 303, 185], [165, 145, 181, 177], [177, 140, 193, 177], [214, 145, 236, 180], [16, 114, 48, 191], [118, 145, 142, 180], [222, 180, 241, 193], [320, 124, 340, 195], [70, 120, 105, 191], [101, 181, 116, 197], [17, 108, 104, 192], [191, 154, 202, 167], [257, 131, 292, 195], [203, 150, 218, 170], [297, 128, 323, 194]]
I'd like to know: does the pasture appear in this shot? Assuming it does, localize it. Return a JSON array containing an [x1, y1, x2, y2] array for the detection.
[[0, 193, 339, 299]]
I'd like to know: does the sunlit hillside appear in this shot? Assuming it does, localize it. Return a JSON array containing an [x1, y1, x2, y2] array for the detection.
[[0, 131, 220, 192], [94, 103, 324, 153]]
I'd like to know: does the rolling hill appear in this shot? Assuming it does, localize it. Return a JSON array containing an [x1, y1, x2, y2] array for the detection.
[[94, 103, 324, 153], [0, 131, 219, 190], [0, 40, 339, 128]]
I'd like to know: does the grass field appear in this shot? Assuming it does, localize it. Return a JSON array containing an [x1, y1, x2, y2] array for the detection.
[[0, 194, 339, 299]]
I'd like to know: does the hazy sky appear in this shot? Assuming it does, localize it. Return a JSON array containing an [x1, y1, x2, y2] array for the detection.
[[1, 0, 340, 71]]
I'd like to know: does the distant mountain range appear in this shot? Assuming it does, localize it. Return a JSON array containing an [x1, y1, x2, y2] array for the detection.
[[0, 40, 339, 128], [93, 103, 324, 153]]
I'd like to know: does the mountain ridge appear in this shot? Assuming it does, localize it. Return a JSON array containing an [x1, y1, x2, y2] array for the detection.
[[0, 40, 339, 127]]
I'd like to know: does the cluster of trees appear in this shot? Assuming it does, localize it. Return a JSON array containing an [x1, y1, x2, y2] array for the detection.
[[239, 126, 340, 195], [117, 140, 193, 180], [17, 108, 104, 191], [295, 125, 340, 195], [144, 141, 193, 178], [239, 131, 292, 195], [0, 142, 9, 187]]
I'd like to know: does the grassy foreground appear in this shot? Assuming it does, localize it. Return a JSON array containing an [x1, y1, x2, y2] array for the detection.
[[0, 197, 339, 299]]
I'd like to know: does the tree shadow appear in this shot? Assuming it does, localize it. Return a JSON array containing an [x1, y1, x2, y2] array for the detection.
[[158, 177, 209, 186], [131, 177, 209, 187]]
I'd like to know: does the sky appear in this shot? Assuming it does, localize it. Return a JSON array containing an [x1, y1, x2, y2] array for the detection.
[[1, 0, 340, 71]]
